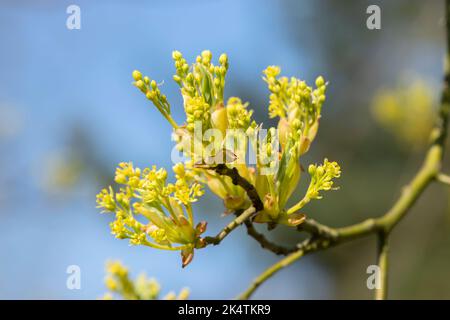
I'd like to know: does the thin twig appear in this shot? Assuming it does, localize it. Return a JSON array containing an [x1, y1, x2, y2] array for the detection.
[[238, 101, 448, 298], [298, 218, 339, 239], [203, 164, 264, 246], [204, 206, 256, 245], [209, 164, 263, 211], [236, 240, 308, 300], [375, 232, 389, 300], [244, 220, 297, 255], [437, 173, 450, 186]]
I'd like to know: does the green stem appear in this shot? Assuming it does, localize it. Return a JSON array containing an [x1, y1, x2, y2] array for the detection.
[[375, 232, 389, 300], [143, 240, 189, 251], [244, 220, 297, 255], [287, 196, 310, 215], [161, 110, 179, 129], [202, 163, 265, 247], [237, 134, 446, 299], [204, 206, 256, 245], [236, 246, 305, 300], [185, 204, 194, 226], [152, 100, 179, 129]]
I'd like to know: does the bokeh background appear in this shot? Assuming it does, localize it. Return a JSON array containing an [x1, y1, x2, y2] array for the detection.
[[0, 0, 449, 299]]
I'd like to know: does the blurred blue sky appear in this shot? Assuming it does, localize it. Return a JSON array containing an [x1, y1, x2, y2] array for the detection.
[[0, 0, 445, 299], [0, 0, 334, 299]]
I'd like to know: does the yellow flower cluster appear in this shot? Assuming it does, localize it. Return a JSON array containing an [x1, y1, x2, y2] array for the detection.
[[285, 159, 341, 216], [226, 97, 253, 130], [101, 50, 342, 257], [371, 79, 435, 150], [184, 96, 211, 133], [96, 162, 207, 267], [244, 70, 331, 226], [263, 66, 326, 120], [306, 159, 341, 200], [264, 66, 327, 156], [132, 70, 178, 129], [102, 260, 189, 300], [173, 50, 228, 106], [126, 51, 341, 228]]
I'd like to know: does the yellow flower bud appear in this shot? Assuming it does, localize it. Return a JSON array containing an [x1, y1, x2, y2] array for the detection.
[[211, 103, 228, 135], [134, 80, 146, 91], [201, 50, 212, 64], [132, 70, 142, 81], [315, 76, 325, 87], [172, 50, 182, 60], [177, 288, 190, 300], [277, 117, 290, 150]]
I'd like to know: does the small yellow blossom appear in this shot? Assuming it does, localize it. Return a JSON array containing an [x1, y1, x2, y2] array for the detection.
[[102, 261, 189, 300], [306, 159, 341, 200], [226, 97, 254, 130], [97, 163, 207, 267], [371, 79, 435, 150]]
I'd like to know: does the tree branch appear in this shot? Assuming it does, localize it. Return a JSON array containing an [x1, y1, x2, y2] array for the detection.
[[297, 218, 339, 239], [209, 164, 264, 211], [236, 240, 308, 300], [203, 164, 264, 246], [204, 206, 256, 245], [375, 231, 389, 300], [244, 220, 298, 255], [238, 128, 447, 298]]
